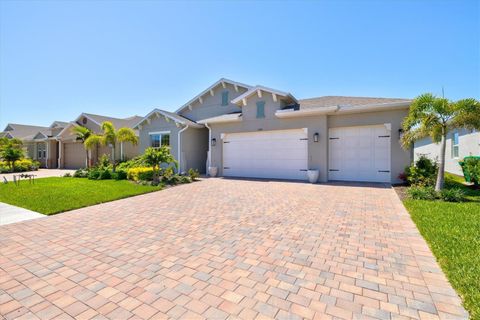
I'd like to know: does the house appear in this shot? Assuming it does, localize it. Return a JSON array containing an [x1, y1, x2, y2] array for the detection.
[[1, 113, 142, 169], [414, 129, 480, 175], [135, 78, 413, 183], [56, 113, 143, 169], [1, 121, 68, 168]]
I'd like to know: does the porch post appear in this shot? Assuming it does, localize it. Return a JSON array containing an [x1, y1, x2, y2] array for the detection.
[[58, 141, 63, 169], [45, 141, 49, 169]]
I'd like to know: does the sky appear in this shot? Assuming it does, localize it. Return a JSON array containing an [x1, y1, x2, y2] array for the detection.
[[0, 0, 479, 129]]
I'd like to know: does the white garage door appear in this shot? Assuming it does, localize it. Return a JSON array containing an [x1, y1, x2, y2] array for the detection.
[[328, 125, 391, 183], [222, 129, 308, 180]]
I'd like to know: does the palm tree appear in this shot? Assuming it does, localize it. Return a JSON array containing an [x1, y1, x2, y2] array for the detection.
[[142, 146, 177, 184], [71, 125, 93, 168], [401, 93, 480, 191], [99, 121, 138, 171]]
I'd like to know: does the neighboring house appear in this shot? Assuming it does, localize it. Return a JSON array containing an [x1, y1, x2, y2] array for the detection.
[[57, 113, 143, 169], [414, 129, 480, 176], [136, 78, 413, 183], [1, 121, 68, 168]]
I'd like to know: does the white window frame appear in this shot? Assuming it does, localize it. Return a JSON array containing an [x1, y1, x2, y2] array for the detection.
[[149, 131, 171, 148], [452, 131, 459, 159]]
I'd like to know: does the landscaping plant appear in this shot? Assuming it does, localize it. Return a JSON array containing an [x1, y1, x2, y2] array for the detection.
[[0, 137, 24, 172], [461, 157, 480, 186], [141, 146, 177, 185], [404, 155, 438, 186], [100, 121, 138, 172], [406, 186, 437, 200], [188, 168, 200, 181], [401, 94, 480, 191], [71, 125, 93, 167]]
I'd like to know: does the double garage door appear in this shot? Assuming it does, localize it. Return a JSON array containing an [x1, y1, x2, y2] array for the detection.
[[221, 125, 391, 182]]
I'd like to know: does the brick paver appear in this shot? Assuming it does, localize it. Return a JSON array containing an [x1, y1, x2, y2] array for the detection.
[[0, 178, 468, 319]]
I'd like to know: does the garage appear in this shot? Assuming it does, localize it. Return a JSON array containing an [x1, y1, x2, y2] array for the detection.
[[63, 142, 86, 169], [222, 128, 308, 180], [328, 124, 391, 182]]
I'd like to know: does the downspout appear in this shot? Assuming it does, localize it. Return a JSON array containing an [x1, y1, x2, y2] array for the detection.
[[56, 138, 62, 169], [178, 125, 189, 174], [205, 123, 211, 175]]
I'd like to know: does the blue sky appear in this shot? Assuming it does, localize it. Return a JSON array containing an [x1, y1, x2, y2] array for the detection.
[[0, 0, 478, 129]]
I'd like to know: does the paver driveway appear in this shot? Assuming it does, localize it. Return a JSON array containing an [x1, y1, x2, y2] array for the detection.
[[0, 179, 467, 320]]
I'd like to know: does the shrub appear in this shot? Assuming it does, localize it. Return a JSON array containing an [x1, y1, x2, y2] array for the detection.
[[179, 175, 192, 184], [406, 186, 437, 200], [461, 157, 480, 186], [188, 168, 200, 181], [88, 169, 101, 180], [73, 168, 89, 178], [439, 188, 465, 202], [98, 154, 111, 170], [63, 173, 72, 177], [117, 156, 148, 171], [127, 167, 154, 181], [405, 156, 438, 186], [0, 159, 41, 172], [112, 170, 127, 180], [98, 170, 112, 180]]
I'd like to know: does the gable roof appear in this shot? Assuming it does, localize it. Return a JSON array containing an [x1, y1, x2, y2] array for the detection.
[[1, 123, 50, 140], [134, 109, 203, 129], [175, 78, 252, 114], [299, 96, 411, 110], [231, 85, 298, 105], [76, 113, 143, 129], [49, 121, 69, 128]]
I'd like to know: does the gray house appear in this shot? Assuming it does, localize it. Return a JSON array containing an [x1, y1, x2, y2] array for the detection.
[[135, 78, 413, 183]]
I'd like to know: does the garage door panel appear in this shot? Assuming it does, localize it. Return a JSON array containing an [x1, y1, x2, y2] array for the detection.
[[223, 129, 308, 180], [64, 142, 85, 169], [328, 125, 391, 183]]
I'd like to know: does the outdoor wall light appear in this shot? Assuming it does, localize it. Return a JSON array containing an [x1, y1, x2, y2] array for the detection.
[[398, 128, 404, 140], [313, 132, 319, 142], [211, 138, 216, 146]]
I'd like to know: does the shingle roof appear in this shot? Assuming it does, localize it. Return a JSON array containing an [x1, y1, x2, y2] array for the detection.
[[82, 113, 143, 129], [197, 112, 242, 124], [2, 123, 50, 140], [299, 96, 411, 110]]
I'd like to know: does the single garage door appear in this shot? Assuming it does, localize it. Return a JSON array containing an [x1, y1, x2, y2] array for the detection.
[[222, 128, 308, 180], [64, 142, 86, 169], [328, 125, 391, 182]]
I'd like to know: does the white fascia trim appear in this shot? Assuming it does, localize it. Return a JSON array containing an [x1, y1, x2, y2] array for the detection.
[[275, 106, 339, 118], [198, 115, 242, 124], [231, 85, 298, 105], [74, 113, 102, 126], [148, 131, 171, 135], [335, 101, 411, 114], [133, 109, 203, 129], [175, 78, 252, 114], [56, 122, 77, 139]]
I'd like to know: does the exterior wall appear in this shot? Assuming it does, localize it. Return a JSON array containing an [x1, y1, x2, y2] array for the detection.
[[178, 83, 248, 121], [138, 116, 182, 163], [414, 129, 480, 176], [208, 93, 330, 182], [181, 127, 208, 173], [327, 109, 411, 184], [208, 94, 410, 183], [46, 140, 58, 168]]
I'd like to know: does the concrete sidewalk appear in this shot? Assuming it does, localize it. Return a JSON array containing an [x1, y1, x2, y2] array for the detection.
[[0, 202, 44, 226]]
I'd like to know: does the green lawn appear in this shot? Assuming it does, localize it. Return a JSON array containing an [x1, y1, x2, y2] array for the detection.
[[0, 177, 162, 215], [403, 174, 480, 319]]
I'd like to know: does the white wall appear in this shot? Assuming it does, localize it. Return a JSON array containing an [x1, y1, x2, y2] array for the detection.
[[414, 129, 480, 175]]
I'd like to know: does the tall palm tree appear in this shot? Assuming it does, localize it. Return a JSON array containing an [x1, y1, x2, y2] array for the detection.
[[100, 121, 138, 171], [401, 93, 480, 191], [71, 125, 93, 168]]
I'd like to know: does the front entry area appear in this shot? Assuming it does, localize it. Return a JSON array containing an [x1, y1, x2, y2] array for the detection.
[[222, 128, 308, 180], [328, 124, 391, 183]]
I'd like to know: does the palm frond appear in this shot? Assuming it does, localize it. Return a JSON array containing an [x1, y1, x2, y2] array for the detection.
[[84, 134, 103, 150], [117, 127, 139, 145]]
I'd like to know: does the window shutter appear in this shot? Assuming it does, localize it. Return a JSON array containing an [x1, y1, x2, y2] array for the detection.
[[256, 101, 265, 118]]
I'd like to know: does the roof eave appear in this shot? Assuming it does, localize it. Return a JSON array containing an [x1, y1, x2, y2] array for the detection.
[[198, 115, 242, 124]]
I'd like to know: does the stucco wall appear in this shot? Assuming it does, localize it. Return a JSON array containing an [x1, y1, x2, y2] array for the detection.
[[181, 127, 208, 173], [414, 129, 480, 176], [178, 83, 248, 121], [208, 94, 410, 183], [138, 116, 182, 162], [327, 109, 411, 183]]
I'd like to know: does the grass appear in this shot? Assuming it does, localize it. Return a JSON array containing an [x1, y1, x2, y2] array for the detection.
[[0, 177, 162, 215], [403, 173, 480, 319]]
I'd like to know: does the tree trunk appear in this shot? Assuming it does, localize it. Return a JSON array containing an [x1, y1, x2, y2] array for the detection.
[[85, 150, 89, 168], [435, 131, 447, 191], [111, 146, 116, 172]]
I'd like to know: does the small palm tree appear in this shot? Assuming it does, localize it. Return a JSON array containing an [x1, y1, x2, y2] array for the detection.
[[401, 93, 480, 191], [0, 138, 24, 172], [142, 146, 177, 184], [100, 121, 138, 171], [71, 125, 93, 167]]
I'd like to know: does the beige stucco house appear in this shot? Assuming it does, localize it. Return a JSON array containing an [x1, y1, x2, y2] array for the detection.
[[135, 78, 413, 183], [414, 129, 479, 175]]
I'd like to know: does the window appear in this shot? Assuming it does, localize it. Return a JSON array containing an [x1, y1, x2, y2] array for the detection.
[[150, 132, 170, 148], [37, 143, 45, 159], [221, 91, 229, 106], [452, 131, 459, 158], [256, 101, 265, 118]]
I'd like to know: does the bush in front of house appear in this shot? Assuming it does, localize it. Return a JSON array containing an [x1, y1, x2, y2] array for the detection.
[[188, 168, 200, 181], [0, 159, 41, 173], [406, 186, 437, 200], [404, 155, 438, 187], [439, 188, 465, 202], [127, 167, 154, 181], [117, 156, 148, 171], [73, 168, 89, 178]]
